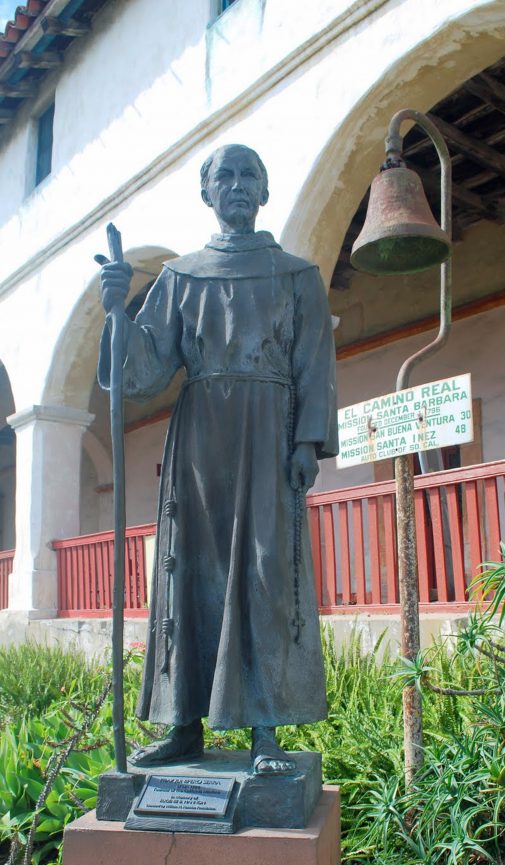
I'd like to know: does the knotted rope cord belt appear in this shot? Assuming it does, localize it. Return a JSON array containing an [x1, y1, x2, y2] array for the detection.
[[160, 371, 306, 675]]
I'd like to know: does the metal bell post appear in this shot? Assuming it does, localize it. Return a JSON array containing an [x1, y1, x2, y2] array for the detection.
[[351, 109, 453, 785]]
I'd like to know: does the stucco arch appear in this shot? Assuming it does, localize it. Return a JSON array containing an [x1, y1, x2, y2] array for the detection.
[[281, 0, 505, 286], [43, 245, 176, 410]]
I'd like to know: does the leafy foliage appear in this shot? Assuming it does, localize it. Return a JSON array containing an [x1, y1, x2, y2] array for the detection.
[[0, 646, 149, 865], [471, 542, 505, 625], [0, 711, 108, 864], [0, 643, 105, 725], [2, 596, 505, 865], [340, 577, 505, 864]]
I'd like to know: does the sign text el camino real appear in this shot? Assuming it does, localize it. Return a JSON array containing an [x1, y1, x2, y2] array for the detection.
[[336, 374, 473, 469]]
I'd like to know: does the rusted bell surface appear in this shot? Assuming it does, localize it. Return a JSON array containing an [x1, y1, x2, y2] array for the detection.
[[350, 165, 451, 275]]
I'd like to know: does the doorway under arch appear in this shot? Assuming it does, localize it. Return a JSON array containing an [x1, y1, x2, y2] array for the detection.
[[0, 362, 16, 552], [307, 49, 505, 501]]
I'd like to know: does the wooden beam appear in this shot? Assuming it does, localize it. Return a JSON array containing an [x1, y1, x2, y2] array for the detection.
[[0, 0, 89, 84], [0, 81, 36, 98], [450, 217, 465, 241], [454, 212, 478, 233], [427, 112, 505, 178], [443, 138, 505, 175], [483, 192, 505, 215], [462, 168, 497, 190], [480, 71, 505, 101], [483, 128, 505, 149], [14, 50, 62, 69], [403, 104, 490, 159], [41, 16, 91, 37], [417, 165, 505, 223], [465, 72, 505, 117], [124, 407, 173, 434]]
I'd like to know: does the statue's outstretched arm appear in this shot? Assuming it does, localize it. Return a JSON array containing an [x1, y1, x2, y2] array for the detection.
[[97, 266, 183, 401]]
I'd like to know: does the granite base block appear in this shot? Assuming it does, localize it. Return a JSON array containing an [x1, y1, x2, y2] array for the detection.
[[96, 772, 143, 822], [62, 787, 341, 865], [97, 749, 322, 831]]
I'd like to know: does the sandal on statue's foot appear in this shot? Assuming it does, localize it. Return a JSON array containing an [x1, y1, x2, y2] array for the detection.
[[129, 719, 204, 768], [251, 726, 297, 776]]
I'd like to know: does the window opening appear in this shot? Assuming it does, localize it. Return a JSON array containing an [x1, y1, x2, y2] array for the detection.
[[35, 102, 55, 187]]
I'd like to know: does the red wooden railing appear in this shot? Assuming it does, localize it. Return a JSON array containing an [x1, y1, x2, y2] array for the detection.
[[307, 459, 505, 614], [53, 460, 505, 618], [53, 524, 154, 617], [0, 549, 14, 609]]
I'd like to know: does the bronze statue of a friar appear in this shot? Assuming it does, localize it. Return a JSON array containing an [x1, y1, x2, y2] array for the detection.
[[98, 144, 338, 776]]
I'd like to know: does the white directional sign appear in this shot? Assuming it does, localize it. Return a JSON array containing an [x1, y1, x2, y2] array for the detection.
[[336, 373, 473, 469]]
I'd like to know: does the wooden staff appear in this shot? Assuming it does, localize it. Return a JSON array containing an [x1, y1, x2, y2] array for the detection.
[[95, 223, 127, 773]]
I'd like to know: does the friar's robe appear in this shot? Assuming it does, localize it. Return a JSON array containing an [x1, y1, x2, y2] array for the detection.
[[98, 231, 338, 730]]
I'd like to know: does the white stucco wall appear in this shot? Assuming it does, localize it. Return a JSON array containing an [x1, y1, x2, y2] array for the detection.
[[0, 0, 381, 284], [80, 448, 99, 535], [1, 0, 504, 298], [80, 418, 169, 533], [0, 0, 503, 404], [0, 0, 504, 614], [124, 420, 167, 527]]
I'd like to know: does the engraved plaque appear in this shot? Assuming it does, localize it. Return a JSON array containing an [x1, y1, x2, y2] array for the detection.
[[134, 775, 235, 818]]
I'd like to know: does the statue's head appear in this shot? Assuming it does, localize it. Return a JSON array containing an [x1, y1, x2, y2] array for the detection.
[[200, 144, 269, 234]]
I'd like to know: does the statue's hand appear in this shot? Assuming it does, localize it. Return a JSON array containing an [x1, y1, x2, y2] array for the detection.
[[95, 257, 133, 313], [290, 442, 319, 491]]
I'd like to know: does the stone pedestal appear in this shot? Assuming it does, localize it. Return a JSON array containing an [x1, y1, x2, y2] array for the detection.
[[97, 749, 322, 831], [62, 787, 340, 865]]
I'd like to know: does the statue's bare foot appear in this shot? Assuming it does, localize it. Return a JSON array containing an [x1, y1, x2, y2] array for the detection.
[[129, 719, 204, 768], [251, 726, 296, 775]]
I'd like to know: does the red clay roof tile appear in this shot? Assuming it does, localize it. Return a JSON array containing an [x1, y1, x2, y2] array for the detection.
[[0, 2, 48, 49]]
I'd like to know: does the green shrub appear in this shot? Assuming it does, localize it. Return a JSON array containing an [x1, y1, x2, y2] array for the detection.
[[0, 713, 109, 864], [0, 647, 148, 865], [343, 609, 505, 864], [0, 643, 106, 724], [1, 615, 505, 865]]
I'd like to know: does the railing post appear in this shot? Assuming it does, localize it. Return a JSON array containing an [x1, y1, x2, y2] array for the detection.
[[0, 550, 14, 610], [53, 524, 155, 617]]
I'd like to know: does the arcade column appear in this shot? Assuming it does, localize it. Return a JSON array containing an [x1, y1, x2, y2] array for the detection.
[[7, 404, 94, 618]]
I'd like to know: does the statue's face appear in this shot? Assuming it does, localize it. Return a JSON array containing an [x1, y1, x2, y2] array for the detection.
[[202, 146, 268, 232]]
